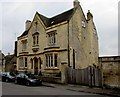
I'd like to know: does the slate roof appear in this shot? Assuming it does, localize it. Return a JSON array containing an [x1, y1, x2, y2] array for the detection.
[[20, 30, 29, 37], [37, 8, 74, 27], [19, 8, 74, 38], [5, 54, 17, 65]]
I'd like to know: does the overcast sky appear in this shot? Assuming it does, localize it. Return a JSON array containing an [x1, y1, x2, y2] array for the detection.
[[0, 0, 119, 56]]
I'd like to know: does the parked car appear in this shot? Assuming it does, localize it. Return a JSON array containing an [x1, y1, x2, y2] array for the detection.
[[14, 73, 42, 86], [2, 72, 16, 82]]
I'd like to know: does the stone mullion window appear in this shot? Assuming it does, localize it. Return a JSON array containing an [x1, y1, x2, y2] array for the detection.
[[47, 31, 56, 46], [19, 57, 24, 68], [21, 40, 27, 52], [25, 57, 27, 67], [32, 32, 39, 47], [48, 55, 51, 67], [54, 54, 58, 67], [31, 59, 33, 69], [45, 53, 58, 68], [51, 54, 53, 67], [37, 35, 39, 44], [33, 36, 36, 46], [46, 55, 48, 67], [53, 33, 56, 44]]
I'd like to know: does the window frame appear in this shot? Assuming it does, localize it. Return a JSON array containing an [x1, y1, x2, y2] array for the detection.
[[45, 53, 58, 68], [19, 57, 28, 68], [21, 40, 27, 52], [47, 30, 56, 46], [82, 20, 86, 28], [32, 32, 39, 47], [25, 57, 27, 67]]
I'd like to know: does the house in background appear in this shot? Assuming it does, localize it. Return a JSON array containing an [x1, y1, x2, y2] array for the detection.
[[0, 50, 5, 72], [17, 0, 99, 78], [5, 54, 17, 72]]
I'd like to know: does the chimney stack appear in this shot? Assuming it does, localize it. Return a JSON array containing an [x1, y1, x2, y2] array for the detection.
[[25, 20, 31, 31], [73, 0, 80, 8], [87, 10, 93, 21]]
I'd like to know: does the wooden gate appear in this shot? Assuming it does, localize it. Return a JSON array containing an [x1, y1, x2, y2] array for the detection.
[[67, 66, 102, 87]]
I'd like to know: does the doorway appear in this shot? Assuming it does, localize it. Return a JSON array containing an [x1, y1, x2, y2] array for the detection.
[[34, 57, 38, 75]]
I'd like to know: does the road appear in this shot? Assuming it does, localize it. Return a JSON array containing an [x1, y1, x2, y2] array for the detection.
[[1, 82, 109, 96]]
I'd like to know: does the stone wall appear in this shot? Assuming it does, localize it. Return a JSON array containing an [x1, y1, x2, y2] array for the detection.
[[99, 56, 120, 89]]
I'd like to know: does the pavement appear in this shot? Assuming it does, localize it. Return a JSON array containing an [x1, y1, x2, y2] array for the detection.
[[43, 82, 120, 97]]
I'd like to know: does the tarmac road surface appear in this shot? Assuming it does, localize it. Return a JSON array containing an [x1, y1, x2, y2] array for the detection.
[[1, 82, 110, 97]]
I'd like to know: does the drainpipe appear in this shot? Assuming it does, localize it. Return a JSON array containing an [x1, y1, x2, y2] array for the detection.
[[68, 20, 70, 67]]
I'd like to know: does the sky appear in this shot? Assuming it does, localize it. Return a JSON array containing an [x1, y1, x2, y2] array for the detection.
[[0, 0, 119, 56]]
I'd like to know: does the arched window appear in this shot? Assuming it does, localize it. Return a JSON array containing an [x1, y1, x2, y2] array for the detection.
[[30, 58, 33, 69]]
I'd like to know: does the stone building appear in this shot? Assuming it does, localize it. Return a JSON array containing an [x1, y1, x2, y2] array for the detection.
[[0, 50, 5, 71], [17, 0, 99, 76], [5, 54, 17, 72], [99, 56, 120, 89]]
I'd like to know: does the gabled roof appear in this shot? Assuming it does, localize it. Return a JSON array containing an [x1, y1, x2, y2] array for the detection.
[[19, 30, 29, 37], [19, 8, 74, 38], [36, 12, 49, 27], [37, 8, 74, 27], [49, 8, 74, 27]]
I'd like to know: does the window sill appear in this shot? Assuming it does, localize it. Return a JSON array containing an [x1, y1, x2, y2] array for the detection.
[[32, 46, 39, 52], [44, 46, 60, 50], [45, 67, 59, 70], [32, 45, 39, 47], [19, 51, 28, 54], [19, 67, 28, 70]]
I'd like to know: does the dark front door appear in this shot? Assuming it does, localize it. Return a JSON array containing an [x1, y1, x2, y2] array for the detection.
[[34, 57, 38, 75]]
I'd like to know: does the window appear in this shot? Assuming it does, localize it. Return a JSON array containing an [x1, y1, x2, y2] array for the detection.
[[25, 57, 27, 67], [47, 31, 56, 46], [21, 40, 27, 51], [33, 36, 35, 45], [82, 20, 86, 28], [54, 54, 58, 67], [46, 53, 58, 68], [46, 54, 53, 67], [51, 55, 53, 67], [93, 28, 96, 34], [19, 57, 27, 68], [46, 55, 48, 67], [32, 32, 39, 46], [19, 57, 24, 67], [37, 35, 39, 44], [31, 59, 33, 69]]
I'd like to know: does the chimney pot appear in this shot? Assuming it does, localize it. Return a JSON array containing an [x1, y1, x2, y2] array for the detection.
[[73, 0, 80, 8]]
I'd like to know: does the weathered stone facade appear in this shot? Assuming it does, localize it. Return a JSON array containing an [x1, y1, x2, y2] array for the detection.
[[17, 0, 99, 77], [99, 56, 120, 89], [0, 50, 5, 71]]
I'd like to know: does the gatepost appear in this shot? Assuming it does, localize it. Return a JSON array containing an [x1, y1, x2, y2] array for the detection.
[[61, 62, 68, 84]]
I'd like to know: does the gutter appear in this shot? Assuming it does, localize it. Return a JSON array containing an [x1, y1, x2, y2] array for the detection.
[[68, 20, 70, 67]]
